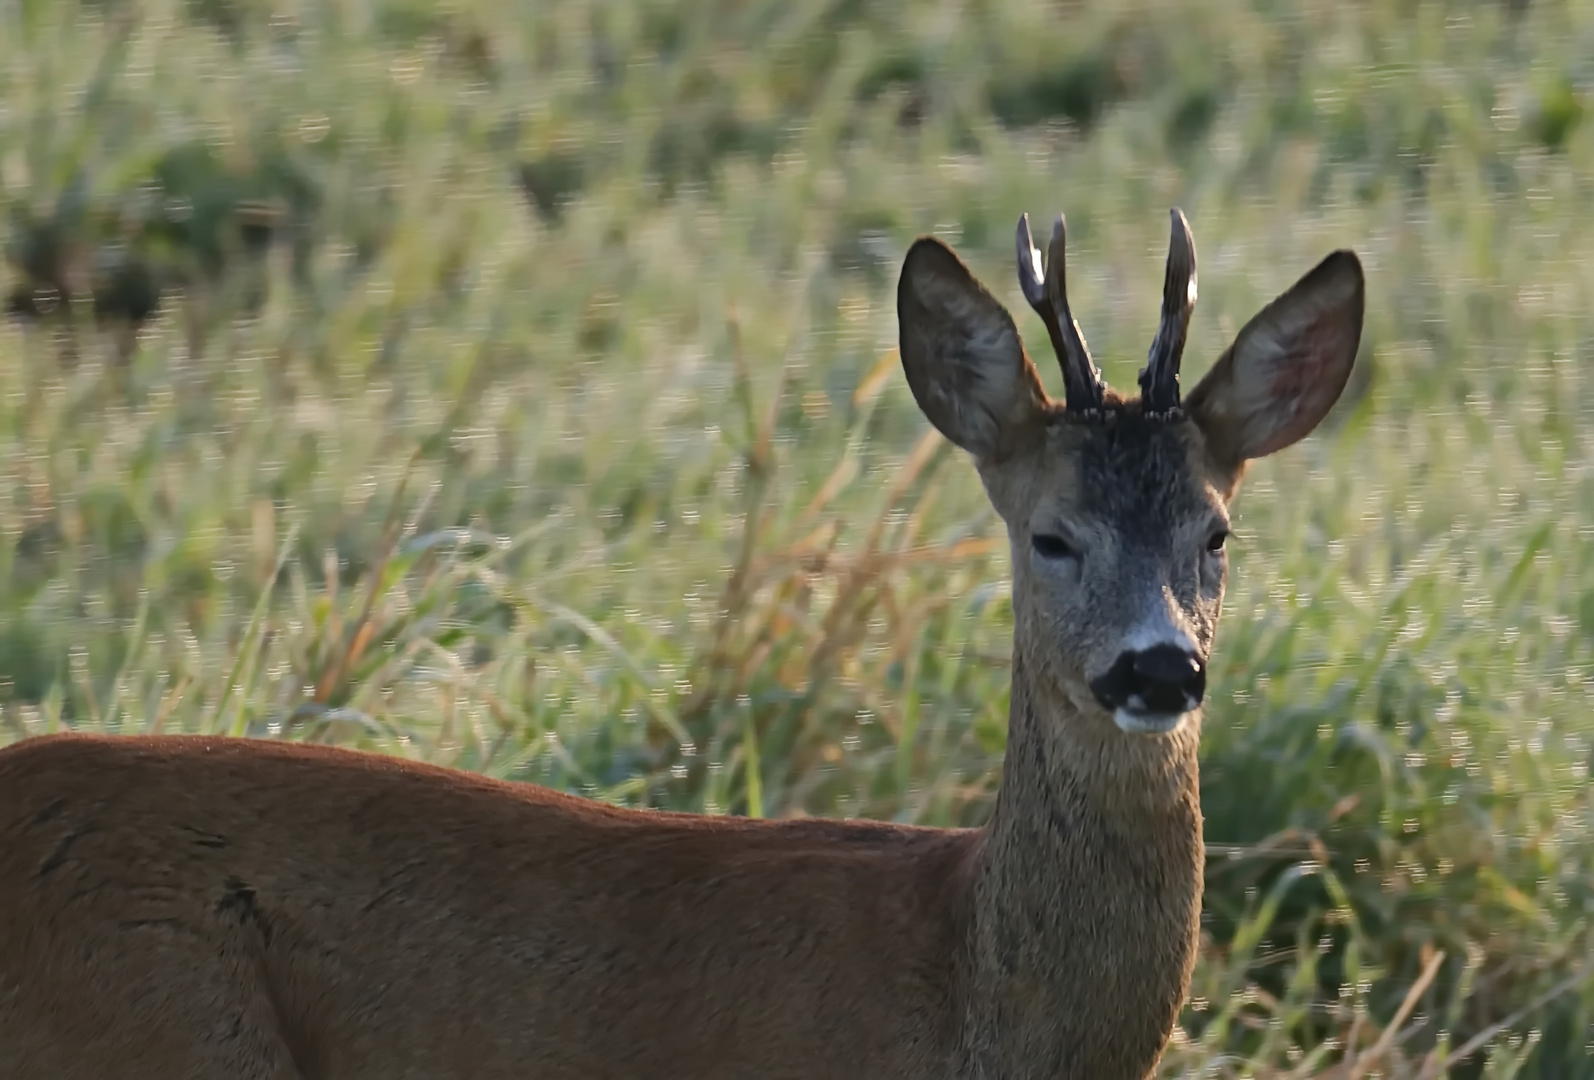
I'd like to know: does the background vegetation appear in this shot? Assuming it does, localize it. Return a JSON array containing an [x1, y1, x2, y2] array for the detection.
[[3, 0, 1594, 1073]]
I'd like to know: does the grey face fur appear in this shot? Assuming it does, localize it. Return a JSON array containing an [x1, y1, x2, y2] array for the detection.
[[897, 211, 1365, 737]]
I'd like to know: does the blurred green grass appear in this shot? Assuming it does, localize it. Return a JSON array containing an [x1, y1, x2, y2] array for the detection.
[[4, 0, 1594, 1074]]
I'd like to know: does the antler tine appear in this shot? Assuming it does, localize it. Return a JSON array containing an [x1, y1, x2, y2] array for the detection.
[[1015, 212, 1047, 310], [1139, 208, 1198, 418], [1015, 212, 1105, 413]]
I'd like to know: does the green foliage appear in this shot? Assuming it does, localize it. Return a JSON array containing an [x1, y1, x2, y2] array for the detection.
[[3, 0, 1594, 1075]]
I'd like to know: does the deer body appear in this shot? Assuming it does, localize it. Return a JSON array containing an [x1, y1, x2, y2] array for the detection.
[[0, 692, 1192, 1079], [0, 210, 1363, 1080], [0, 734, 972, 1079]]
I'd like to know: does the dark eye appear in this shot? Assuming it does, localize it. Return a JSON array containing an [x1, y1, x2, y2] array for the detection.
[[1206, 529, 1230, 555], [1031, 533, 1079, 561]]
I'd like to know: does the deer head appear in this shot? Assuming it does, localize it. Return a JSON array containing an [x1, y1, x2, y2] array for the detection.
[[897, 210, 1364, 739]]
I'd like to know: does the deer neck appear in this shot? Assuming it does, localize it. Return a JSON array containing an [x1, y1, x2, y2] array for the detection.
[[960, 652, 1205, 1080]]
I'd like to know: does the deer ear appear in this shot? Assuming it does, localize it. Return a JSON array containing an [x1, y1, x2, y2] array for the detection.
[[897, 237, 1049, 461], [1186, 250, 1365, 468]]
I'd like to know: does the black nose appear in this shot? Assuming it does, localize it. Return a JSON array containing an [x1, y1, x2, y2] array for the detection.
[[1089, 644, 1206, 716]]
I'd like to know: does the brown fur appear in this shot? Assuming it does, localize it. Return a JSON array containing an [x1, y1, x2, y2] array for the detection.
[[0, 224, 1363, 1080]]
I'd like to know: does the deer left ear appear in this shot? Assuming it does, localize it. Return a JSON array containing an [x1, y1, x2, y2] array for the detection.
[[897, 237, 1050, 462], [1185, 250, 1365, 468]]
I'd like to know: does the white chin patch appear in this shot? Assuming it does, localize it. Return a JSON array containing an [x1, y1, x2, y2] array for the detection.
[[1113, 708, 1187, 736]]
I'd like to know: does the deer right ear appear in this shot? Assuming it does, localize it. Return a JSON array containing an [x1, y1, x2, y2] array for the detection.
[[1185, 250, 1365, 469], [897, 237, 1050, 461]]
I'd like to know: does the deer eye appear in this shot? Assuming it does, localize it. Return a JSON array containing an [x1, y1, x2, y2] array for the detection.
[[1031, 533, 1079, 561], [1205, 528, 1230, 554]]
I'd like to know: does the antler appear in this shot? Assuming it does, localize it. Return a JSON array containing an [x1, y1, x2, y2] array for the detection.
[[1015, 213, 1105, 414], [1139, 208, 1198, 419]]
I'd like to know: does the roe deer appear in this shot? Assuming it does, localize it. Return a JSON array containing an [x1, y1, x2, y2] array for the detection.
[[0, 209, 1363, 1080]]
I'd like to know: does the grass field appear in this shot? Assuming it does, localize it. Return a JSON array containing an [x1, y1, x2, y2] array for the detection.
[[4, 0, 1594, 1074]]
